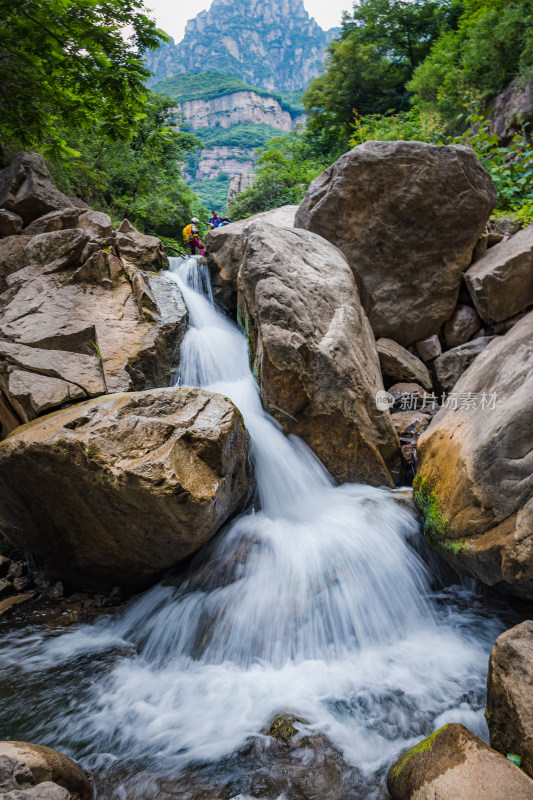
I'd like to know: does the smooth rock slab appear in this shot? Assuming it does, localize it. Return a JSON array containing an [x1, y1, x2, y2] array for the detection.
[[377, 338, 432, 389], [295, 141, 496, 346], [487, 620, 533, 778], [387, 723, 533, 799], [0, 387, 252, 592]]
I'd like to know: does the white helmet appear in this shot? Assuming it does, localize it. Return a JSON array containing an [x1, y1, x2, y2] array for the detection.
[[191, 217, 199, 223]]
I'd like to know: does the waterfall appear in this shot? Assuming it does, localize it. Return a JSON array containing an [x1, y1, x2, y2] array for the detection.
[[0, 257, 506, 799]]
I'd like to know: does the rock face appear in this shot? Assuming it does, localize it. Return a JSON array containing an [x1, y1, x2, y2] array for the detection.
[[491, 71, 533, 144], [414, 311, 533, 599], [191, 145, 256, 182], [295, 141, 496, 346], [0, 152, 76, 224], [376, 338, 432, 389], [465, 223, 533, 323], [387, 723, 533, 800], [145, 0, 335, 92], [487, 620, 533, 778], [433, 336, 494, 393], [238, 221, 399, 485], [0, 387, 252, 593], [180, 91, 294, 132], [0, 156, 186, 438], [206, 204, 297, 311], [0, 740, 93, 800], [443, 304, 482, 347]]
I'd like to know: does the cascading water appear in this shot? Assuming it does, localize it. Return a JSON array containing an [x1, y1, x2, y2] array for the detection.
[[0, 257, 509, 799]]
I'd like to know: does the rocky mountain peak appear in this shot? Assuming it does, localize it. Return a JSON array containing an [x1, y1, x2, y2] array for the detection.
[[145, 0, 334, 92]]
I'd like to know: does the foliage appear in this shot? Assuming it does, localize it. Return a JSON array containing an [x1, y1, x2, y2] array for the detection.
[[46, 93, 207, 239], [0, 0, 166, 162], [152, 73, 304, 118], [303, 0, 461, 155], [189, 173, 232, 217], [191, 124, 284, 150], [349, 107, 444, 146], [229, 133, 325, 219], [408, 0, 533, 128]]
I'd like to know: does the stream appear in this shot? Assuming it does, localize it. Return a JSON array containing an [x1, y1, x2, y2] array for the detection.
[[0, 257, 510, 799]]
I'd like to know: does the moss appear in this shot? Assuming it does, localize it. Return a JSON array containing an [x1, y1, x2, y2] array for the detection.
[[267, 714, 308, 741], [440, 540, 469, 556], [413, 475, 450, 543], [390, 725, 448, 782]]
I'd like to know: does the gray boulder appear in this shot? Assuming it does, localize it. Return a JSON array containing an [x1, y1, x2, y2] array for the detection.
[[0, 152, 75, 224], [238, 221, 399, 486], [377, 338, 432, 389], [433, 336, 494, 393], [295, 141, 496, 346]]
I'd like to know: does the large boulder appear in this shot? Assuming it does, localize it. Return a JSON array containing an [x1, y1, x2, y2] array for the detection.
[[464, 223, 533, 323], [238, 221, 399, 486], [0, 152, 75, 224], [433, 336, 494, 393], [0, 740, 92, 800], [487, 621, 533, 778], [205, 205, 297, 311], [414, 311, 533, 599], [0, 387, 253, 593], [0, 229, 186, 435], [376, 338, 432, 389], [116, 218, 167, 271], [443, 304, 482, 348], [295, 141, 496, 346], [387, 723, 533, 800]]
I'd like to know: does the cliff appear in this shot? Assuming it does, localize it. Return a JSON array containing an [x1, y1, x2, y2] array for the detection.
[[145, 0, 337, 92]]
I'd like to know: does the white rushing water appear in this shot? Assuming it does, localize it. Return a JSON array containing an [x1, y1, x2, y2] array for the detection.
[[0, 257, 506, 799]]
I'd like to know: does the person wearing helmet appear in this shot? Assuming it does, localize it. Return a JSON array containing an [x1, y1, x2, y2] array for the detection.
[[183, 217, 205, 254]]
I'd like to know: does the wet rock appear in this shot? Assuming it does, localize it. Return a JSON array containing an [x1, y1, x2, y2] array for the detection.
[[487, 620, 533, 778], [0, 387, 253, 593], [433, 337, 494, 393], [295, 141, 496, 346], [238, 220, 399, 486], [377, 338, 432, 389], [205, 204, 297, 311], [414, 311, 533, 599], [116, 218, 167, 271], [415, 335, 442, 362], [387, 723, 533, 800], [465, 223, 533, 323], [0, 592, 36, 616], [0, 740, 93, 800], [0, 152, 75, 224], [443, 304, 482, 348], [0, 209, 24, 237]]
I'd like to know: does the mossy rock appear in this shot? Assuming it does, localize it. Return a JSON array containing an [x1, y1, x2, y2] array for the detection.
[[266, 714, 308, 742]]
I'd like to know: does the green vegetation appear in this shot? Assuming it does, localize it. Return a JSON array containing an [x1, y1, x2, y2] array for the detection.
[[232, 0, 533, 225], [188, 172, 231, 218], [192, 124, 285, 150], [413, 475, 450, 544], [1, 0, 207, 239], [229, 133, 325, 218]]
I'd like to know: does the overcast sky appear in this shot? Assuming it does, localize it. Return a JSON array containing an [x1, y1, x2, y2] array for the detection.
[[145, 0, 352, 42]]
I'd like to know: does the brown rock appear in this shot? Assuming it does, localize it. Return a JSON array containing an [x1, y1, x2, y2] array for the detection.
[[433, 336, 494, 393], [443, 304, 482, 348], [389, 383, 439, 413], [3, 370, 87, 421], [391, 411, 431, 439], [0, 152, 75, 224], [0, 209, 23, 237], [116, 218, 167, 271], [238, 221, 398, 486], [487, 620, 533, 778], [414, 311, 533, 599], [415, 335, 442, 362], [23, 208, 81, 236], [387, 723, 533, 800], [205, 204, 297, 311], [0, 592, 36, 616], [0, 740, 92, 799], [377, 338, 432, 389], [77, 209, 112, 240], [295, 141, 496, 346], [0, 387, 253, 592], [465, 224, 533, 323], [0, 235, 33, 292]]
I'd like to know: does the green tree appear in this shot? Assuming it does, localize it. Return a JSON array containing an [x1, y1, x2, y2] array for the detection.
[[0, 0, 165, 161], [48, 93, 206, 239], [229, 133, 325, 219], [408, 0, 533, 129]]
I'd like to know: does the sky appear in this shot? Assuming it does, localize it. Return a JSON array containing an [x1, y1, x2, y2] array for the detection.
[[145, 0, 352, 42]]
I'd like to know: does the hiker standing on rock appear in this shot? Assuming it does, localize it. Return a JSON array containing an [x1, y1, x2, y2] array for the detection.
[[183, 217, 204, 256]]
